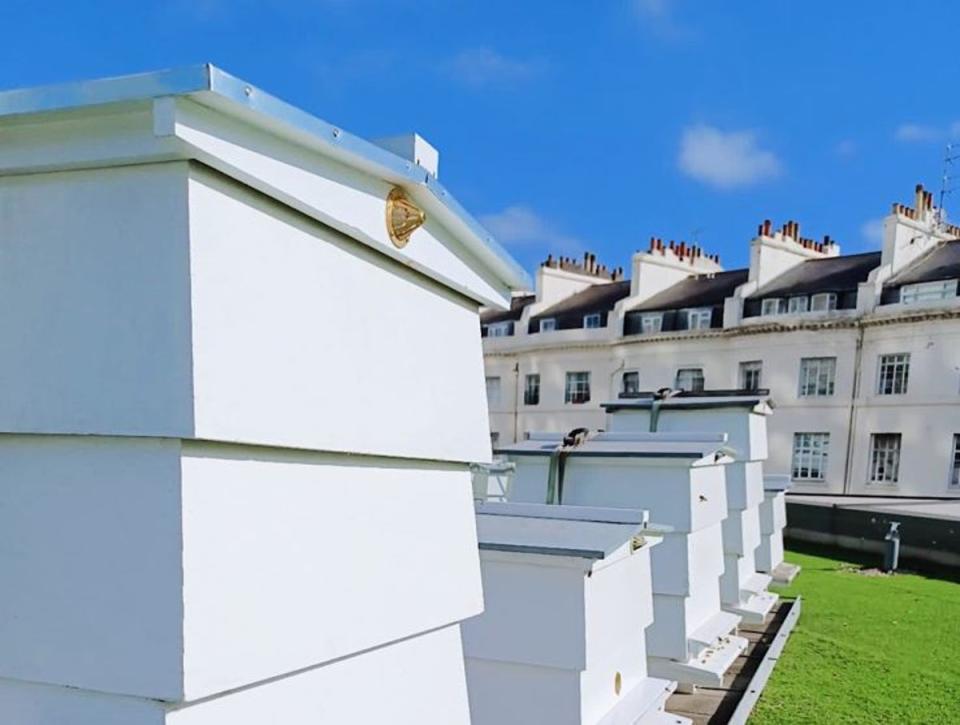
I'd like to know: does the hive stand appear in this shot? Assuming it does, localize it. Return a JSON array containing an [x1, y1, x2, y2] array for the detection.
[[498, 434, 748, 689], [603, 393, 779, 624], [0, 66, 527, 724], [463, 502, 690, 725]]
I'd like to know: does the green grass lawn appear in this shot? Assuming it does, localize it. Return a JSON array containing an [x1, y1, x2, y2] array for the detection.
[[750, 548, 960, 724]]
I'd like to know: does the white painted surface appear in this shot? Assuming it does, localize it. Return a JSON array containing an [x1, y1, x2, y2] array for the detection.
[[187, 167, 492, 462], [171, 98, 511, 308], [180, 441, 483, 699], [0, 164, 194, 438], [0, 625, 471, 725], [463, 508, 661, 725], [0, 435, 184, 699], [0, 436, 483, 701]]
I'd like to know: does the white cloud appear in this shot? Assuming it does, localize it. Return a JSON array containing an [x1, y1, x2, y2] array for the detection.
[[480, 205, 584, 256], [677, 124, 781, 189], [861, 218, 886, 246], [444, 48, 547, 88], [835, 139, 857, 158], [895, 123, 942, 143], [633, 0, 694, 39]]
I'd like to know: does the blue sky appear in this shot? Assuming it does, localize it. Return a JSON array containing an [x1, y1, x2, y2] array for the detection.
[[3, 0, 960, 276]]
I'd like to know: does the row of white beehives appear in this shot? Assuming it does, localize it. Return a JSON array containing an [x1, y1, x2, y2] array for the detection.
[[464, 392, 798, 725]]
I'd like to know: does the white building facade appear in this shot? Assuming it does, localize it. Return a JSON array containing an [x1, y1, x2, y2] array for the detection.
[[482, 185, 960, 498]]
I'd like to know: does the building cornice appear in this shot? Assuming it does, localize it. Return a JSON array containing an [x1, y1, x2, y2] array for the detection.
[[481, 304, 960, 357]]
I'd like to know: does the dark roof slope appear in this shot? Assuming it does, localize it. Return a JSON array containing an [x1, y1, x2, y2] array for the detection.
[[480, 294, 535, 324], [751, 252, 880, 298], [630, 269, 748, 312], [531, 280, 632, 320], [886, 240, 960, 286]]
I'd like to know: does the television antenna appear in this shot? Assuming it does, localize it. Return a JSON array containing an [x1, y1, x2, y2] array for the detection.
[[937, 143, 960, 227]]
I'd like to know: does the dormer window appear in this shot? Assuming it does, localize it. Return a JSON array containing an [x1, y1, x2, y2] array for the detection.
[[788, 296, 809, 314], [485, 321, 512, 337], [583, 313, 602, 329], [810, 292, 838, 312], [641, 313, 662, 334], [540, 318, 557, 332], [761, 298, 785, 316], [685, 307, 713, 329], [900, 279, 957, 304]]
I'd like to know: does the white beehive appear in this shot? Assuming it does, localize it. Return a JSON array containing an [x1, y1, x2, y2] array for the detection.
[[0, 66, 528, 724], [758, 475, 800, 582], [463, 502, 688, 725], [603, 394, 779, 624], [497, 433, 747, 687]]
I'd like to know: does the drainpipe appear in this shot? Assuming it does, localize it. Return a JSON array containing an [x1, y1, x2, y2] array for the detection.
[[841, 322, 865, 495], [512, 360, 521, 443]]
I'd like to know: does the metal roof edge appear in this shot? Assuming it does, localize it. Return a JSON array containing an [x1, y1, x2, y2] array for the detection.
[[0, 64, 531, 293]]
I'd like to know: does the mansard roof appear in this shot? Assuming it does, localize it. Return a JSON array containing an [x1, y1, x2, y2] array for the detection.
[[531, 280, 632, 320], [751, 252, 880, 298], [480, 294, 535, 324], [629, 269, 749, 312], [886, 239, 960, 286]]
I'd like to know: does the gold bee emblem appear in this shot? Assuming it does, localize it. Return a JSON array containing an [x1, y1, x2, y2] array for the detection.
[[386, 187, 426, 249]]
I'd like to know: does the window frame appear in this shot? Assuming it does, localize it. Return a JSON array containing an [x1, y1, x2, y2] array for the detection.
[[523, 373, 540, 406], [739, 360, 763, 391], [791, 432, 830, 481], [621, 370, 641, 397], [876, 353, 910, 396], [900, 279, 957, 304], [539, 317, 557, 332], [761, 298, 784, 316], [787, 296, 809, 314], [810, 292, 838, 312], [564, 371, 592, 404], [485, 321, 512, 337], [641, 313, 663, 334], [685, 307, 713, 330], [675, 367, 705, 392], [583, 312, 602, 329], [798, 357, 837, 397], [869, 433, 902, 485], [485, 376, 502, 405]]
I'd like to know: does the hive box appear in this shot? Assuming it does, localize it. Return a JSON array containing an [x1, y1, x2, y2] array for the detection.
[[759, 475, 800, 583], [603, 393, 778, 624], [463, 502, 687, 725], [498, 433, 747, 687], [0, 66, 528, 723]]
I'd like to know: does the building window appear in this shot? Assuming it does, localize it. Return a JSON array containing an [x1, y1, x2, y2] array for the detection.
[[685, 307, 713, 330], [798, 357, 836, 397], [877, 353, 910, 395], [485, 376, 501, 405], [951, 435, 960, 488], [788, 296, 809, 314], [641, 313, 662, 334], [621, 370, 640, 397], [761, 298, 784, 316], [740, 361, 762, 391], [583, 313, 602, 329], [869, 433, 901, 484], [540, 318, 557, 332], [524, 374, 540, 406], [792, 432, 830, 481], [675, 367, 705, 392], [485, 321, 512, 337], [811, 292, 838, 312], [900, 279, 957, 304], [565, 371, 591, 404]]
